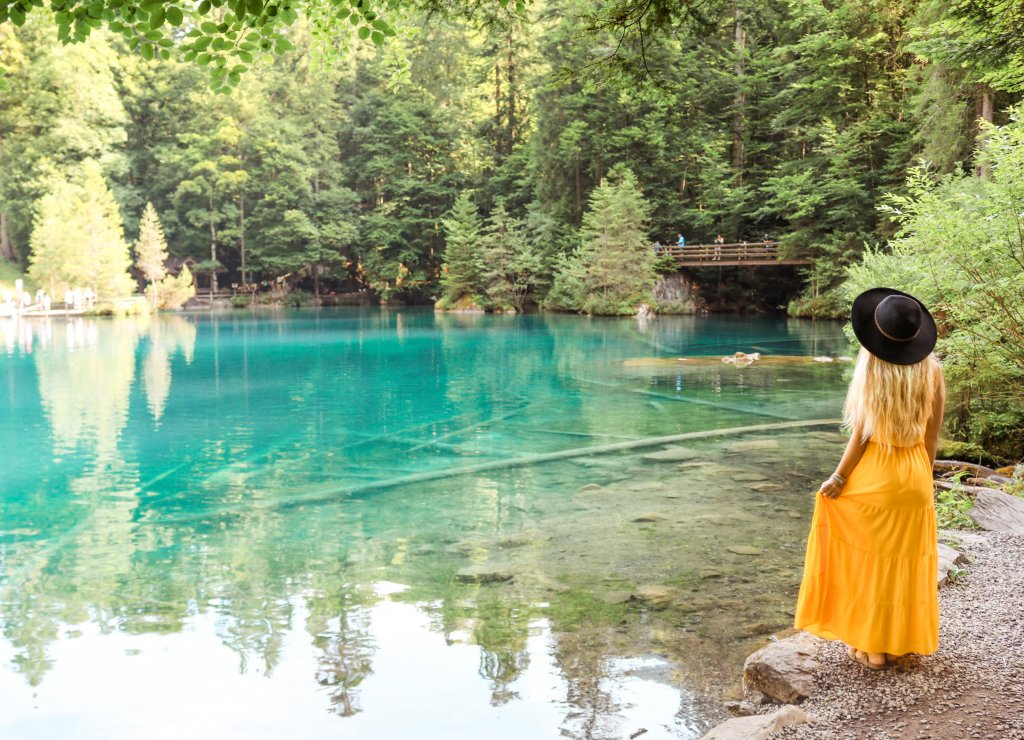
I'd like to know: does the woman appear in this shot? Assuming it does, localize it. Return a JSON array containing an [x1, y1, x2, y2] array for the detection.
[[795, 288, 946, 670]]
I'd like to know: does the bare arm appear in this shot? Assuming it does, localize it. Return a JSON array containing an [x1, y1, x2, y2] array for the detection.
[[820, 423, 869, 499], [924, 364, 946, 465]]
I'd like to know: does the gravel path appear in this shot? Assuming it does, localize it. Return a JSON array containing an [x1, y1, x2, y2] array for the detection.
[[771, 531, 1024, 740]]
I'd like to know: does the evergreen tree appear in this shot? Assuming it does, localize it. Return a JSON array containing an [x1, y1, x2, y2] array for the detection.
[[28, 160, 134, 300], [550, 168, 655, 315], [479, 200, 539, 313], [135, 201, 168, 287], [439, 192, 483, 307]]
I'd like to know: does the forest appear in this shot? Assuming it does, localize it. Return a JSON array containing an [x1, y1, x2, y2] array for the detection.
[[1, 0, 1021, 314], [1, 0, 1023, 454]]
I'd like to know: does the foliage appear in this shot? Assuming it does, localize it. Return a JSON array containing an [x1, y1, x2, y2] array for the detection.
[[439, 192, 483, 306], [149, 264, 195, 310], [844, 111, 1024, 461], [548, 167, 655, 316], [479, 200, 539, 312], [230, 293, 253, 308], [135, 201, 168, 287], [28, 159, 134, 300], [934, 486, 981, 530]]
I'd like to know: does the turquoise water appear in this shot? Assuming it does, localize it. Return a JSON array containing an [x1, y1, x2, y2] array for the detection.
[[0, 310, 851, 739]]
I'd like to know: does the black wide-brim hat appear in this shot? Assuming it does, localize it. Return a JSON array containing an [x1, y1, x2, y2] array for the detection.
[[850, 287, 937, 365]]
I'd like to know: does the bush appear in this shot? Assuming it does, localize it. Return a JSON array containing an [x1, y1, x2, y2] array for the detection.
[[230, 294, 252, 309], [843, 110, 1024, 460], [285, 289, 315, 307]]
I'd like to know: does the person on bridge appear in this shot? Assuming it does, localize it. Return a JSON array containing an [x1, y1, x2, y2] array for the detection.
[[795, 288, 944, 671], [676, 232, 686, 247], [713, 233, 724, 260]]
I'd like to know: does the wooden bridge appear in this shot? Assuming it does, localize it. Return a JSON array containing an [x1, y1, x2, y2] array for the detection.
[[655, 241, 812, 267]]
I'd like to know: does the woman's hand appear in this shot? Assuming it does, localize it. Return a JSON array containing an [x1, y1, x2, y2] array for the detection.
[[819, 478, 843, 499]]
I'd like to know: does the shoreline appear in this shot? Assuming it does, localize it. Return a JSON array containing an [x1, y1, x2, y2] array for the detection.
[[704, 529, 1024, 739]]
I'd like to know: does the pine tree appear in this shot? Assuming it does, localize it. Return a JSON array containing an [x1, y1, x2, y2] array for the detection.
[[574, 168, 655, 315], [479, 200, 539, 313], [135, 202, 168, 289], [440, 192, 483, 307], [28, 160, 134, 301]]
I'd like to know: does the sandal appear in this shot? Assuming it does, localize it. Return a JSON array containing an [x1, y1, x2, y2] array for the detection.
[[847, 646, 887, 670]]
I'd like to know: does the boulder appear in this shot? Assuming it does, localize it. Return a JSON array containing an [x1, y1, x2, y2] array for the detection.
[[643, 446, 700, 462], [743, 631, 822, 704], [967, 488, 1024, 535], [731, 472, 768, 482], [701, 706, 812, 740], [726, 439, 779, 454], [632, 514, 667, 523]]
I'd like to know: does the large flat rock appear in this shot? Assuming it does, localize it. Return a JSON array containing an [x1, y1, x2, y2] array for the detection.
[[700, 706, 812, 739], [743, 631, 822, 704], [968, 488, 1024, 534]]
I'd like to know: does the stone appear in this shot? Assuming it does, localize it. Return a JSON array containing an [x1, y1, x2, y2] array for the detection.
[[632, 514, 667, 523], [643, 446, 700, 462], [576, 483, 606, 494], [454, 565, 516, 584], [700, 706, 812, 740], [728, 546, 764, 556], [731, 472, 768, 482], [743, 631, 823, 704], [936, 542, 968, 587], [967, 488, 1024, 534], [629, 585, 680, 610], [726, 439, 780, 454], [628, 481, 667, 492], [748, 483, 784, 492]]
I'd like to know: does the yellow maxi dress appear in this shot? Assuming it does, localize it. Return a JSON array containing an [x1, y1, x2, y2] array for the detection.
[[794, 436, 939, 655]]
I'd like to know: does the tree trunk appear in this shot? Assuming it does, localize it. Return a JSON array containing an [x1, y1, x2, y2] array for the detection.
[[238, 192, 246, 289], [0, 210, 13, 263], [0, 138, 13, 263], [209, 193, 218, 294], [731, 3, 746, 182], [976, 85, 995, 179], [507, 28, 516, 152]]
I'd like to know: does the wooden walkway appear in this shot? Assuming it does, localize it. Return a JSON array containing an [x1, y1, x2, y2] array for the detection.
[[656, 241, 812, 267]]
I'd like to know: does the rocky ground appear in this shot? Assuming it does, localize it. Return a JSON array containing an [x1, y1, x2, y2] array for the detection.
[[765, 530, 1024, 740]]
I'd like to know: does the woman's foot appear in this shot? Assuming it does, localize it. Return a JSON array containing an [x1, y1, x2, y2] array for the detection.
[[846, 645, 887, 670]]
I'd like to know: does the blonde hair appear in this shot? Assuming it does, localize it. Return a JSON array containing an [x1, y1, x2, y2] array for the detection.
[[843, 347, 940, 451]]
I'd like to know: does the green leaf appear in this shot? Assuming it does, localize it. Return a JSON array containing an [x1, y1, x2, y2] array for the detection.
[[228, 71, 241, 86], [274, 37, 294, 53], [159, 48, 171, 60], [166, 6, 183, 25], [140, 42, 154, 60], [238, 50, 252, 63], [148, 4, 164, 26], [246, 0, 262, 15], [231, 63, 246, 74], [200, 20, 218, 33], [357, 25, 370, 40], [370, 29, 384, 44], [198, 0, 211, 11], [197, 51, 212, 65]]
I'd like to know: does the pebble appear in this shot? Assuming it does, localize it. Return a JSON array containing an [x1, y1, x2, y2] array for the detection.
[[767, 531, 1024, 739]]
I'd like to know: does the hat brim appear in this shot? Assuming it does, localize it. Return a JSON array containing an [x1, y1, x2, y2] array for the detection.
[[850, 288, 937, 365]]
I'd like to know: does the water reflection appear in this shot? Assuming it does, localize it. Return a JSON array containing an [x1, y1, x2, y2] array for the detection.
[[0, 311, 851, 738]]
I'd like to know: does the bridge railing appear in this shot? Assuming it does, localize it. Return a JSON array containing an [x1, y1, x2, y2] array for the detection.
[[653, 241, 779, 262]]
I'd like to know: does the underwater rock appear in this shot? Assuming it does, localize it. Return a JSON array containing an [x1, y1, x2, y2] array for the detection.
[[632, 513, 668, 523], [629, 585, 681, 610], [731, 472, 768, 482], [748, 483, 784, 492], [454, 565, 516, 584], [643, 446, 700, 462], [726, 439, 780, 454], [727, 546, 764, 556], [628, 481, 668, 492], [577, 483, 606, 494]]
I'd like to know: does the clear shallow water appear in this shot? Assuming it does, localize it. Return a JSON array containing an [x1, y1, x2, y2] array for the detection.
[[0, 310, 852, 739]]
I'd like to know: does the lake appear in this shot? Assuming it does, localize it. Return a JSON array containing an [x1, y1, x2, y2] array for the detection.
[[0, 309, 852, 739]]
